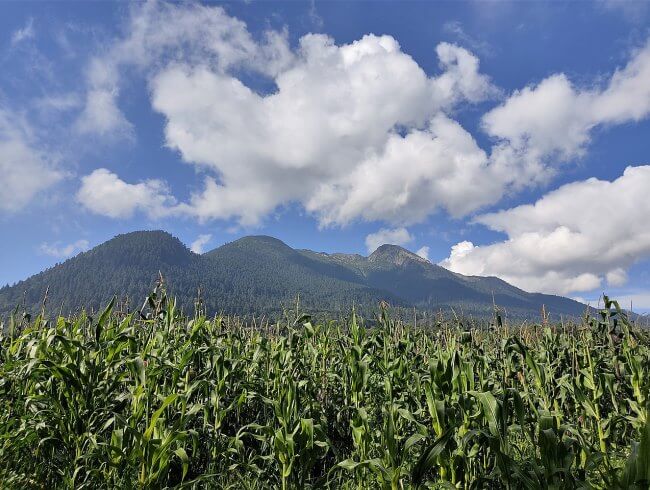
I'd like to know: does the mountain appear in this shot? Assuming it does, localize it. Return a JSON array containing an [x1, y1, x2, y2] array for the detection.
[[300, 244, 586, 318], [0, 230, 589, 320], [0, 231, 196, 317]]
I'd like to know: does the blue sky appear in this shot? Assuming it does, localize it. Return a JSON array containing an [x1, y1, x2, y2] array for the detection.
[[1, 0, 650, 311]]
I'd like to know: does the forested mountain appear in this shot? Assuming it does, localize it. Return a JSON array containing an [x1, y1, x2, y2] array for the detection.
[[0, 230, 589, 320]]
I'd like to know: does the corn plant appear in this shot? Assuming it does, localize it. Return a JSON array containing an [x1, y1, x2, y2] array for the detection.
[[0, 290, 648, 488]]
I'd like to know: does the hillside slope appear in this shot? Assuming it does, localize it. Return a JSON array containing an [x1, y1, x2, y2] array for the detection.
[[0, 231, 198, 316], [0, 230, 589, 319], [301, 244, 586, 317], [0, 232, 403, 317]]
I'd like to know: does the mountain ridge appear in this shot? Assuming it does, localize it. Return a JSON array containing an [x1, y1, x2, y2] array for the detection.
[[0, 230, 589, 319]]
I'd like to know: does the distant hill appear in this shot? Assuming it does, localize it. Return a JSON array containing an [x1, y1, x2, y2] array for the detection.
[[0, 230, 589, 320]]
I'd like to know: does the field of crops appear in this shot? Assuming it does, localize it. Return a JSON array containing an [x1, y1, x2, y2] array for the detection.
[[1, 290, 649, 489]]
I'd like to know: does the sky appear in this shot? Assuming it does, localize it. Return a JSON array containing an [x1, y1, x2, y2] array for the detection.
[[1, 0, 650, 311]]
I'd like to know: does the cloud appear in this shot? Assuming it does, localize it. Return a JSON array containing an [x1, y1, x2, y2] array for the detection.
[[483, 40, 650, 164], [34, 93, 82, 113], [365, 227, 413, 254], [150, 29, 497, 225], [0, 107, 63, 213], [606, 268, 628, 287], [416, 246, 430, 261], [598, 0, 650, 22], [432, 41, 500, 104], [445, 240, 475, 261], [76, 168, 176, 219], [79, 3, 650, 231], [148, 3, 650, 227], [442, 21, 493, 57], [611, 291, 650, 312], [307, 114, 500, 225], [75, 88, 133, 138], [441, 166, 650, 295], [11, 18, 35, 45], [574, 290, 650, 312], [39, 239, 90, 258], [308, 0, 324, 30], [190, 234, 212, 254], [76, 2, 292, 137]]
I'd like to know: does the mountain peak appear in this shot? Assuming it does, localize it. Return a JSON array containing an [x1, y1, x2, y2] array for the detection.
[[368, 244, 429, 266], [0, 230, 588, 319], [94, 229, 193, 267], [232, 235, 291, 249], [101, 230, 187, 252], [112, 229, 175, 241], [206, 235, 294, 257]]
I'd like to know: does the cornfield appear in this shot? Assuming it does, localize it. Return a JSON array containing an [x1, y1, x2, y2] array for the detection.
[[0, 289, 649, 489]]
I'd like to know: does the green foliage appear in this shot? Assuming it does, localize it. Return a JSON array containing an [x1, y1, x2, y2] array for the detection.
[[0, 231, 590, 320], [0, 290, 648, 488]]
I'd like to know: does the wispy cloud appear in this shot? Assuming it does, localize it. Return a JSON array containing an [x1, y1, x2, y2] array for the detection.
[[0, 106, 64, 213], [442, 20, 493, 57], [308, 0, 324, 31], [39, 239, 89, 259], [34, 93, 82, 113], [11, 18, 35, 45], [598, 0, 650, 23]]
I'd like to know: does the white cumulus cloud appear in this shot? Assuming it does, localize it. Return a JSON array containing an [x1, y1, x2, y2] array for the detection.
[[78, 2, 650, 234], [365, 227, 413, 254], [483, 40, 650, 164], [76, 168, 176, 219], [190, 234, 212, 254], [416, 246, 430, 261], [151, 31, 497, 225], [441, 166, 650, 295]]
